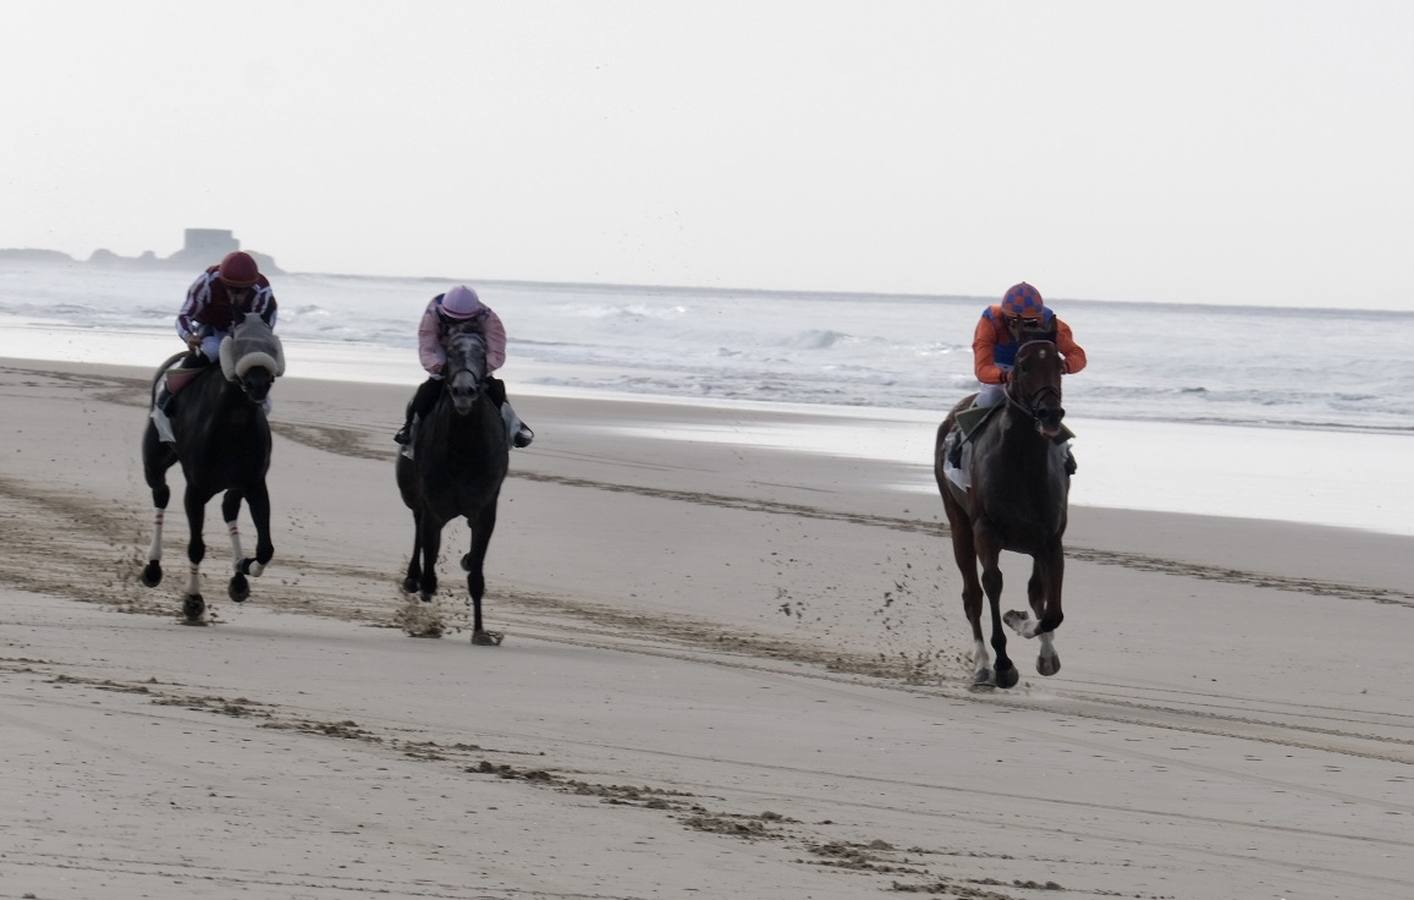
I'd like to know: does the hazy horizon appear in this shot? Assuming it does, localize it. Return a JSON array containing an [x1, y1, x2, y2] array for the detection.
[[4, 2, 1412, 310]]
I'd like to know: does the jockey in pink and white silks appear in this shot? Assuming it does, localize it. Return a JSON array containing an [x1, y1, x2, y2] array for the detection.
[[393, 285, 533, 452]]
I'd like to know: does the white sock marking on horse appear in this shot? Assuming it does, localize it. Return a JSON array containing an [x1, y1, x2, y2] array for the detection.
[[247, 561, 264, 577], [186, 563, 200, 596], [1020, 617, 1041, 639], [973, 639, 990, 674], [226, 520, 243, 573], [147, 509, 164, 562], [1039, 632, 1057, 659]]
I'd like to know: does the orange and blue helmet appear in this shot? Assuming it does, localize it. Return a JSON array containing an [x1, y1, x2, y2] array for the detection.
[[1001, 282, 1045, 320]]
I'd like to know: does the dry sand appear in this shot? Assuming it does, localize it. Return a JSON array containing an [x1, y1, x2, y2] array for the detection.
[[1, 358, 1411, 900]]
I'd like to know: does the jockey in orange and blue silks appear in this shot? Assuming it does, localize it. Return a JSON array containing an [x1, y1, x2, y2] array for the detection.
[[972, 282, 1086, 409]]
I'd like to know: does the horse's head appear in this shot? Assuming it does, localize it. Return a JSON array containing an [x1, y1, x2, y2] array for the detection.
[[1008, 340, 1066, 438], [443, 326, 489, 416], [220, 311, 286, 404]]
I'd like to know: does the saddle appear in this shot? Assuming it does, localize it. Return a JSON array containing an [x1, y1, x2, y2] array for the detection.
[[164, 361, 205, 397]]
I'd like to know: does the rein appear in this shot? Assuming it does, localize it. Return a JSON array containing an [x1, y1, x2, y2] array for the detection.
[[1004, 380, 1061, 424]]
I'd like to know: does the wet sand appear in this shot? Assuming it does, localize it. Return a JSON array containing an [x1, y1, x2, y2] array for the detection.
[[1, 359, 1411, 899]]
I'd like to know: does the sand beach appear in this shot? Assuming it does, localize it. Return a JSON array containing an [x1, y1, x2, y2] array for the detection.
[[2, 359, 1412, 899]]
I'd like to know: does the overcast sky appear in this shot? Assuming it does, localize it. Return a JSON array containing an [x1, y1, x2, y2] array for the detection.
[[3, 1, 1411, 308]]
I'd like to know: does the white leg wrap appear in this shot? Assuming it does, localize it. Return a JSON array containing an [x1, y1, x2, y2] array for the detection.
[[1039, 632, 1057, 658], [147, 510, 164, 562], [973, 639, 990, 674], [186, 563, 200, 596], [226, 520, 243, 573]]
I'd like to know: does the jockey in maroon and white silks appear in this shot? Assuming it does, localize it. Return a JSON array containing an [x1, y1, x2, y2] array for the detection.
[[176, 251, 278, 362]]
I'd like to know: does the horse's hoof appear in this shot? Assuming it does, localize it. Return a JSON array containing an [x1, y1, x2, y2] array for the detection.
[[419, 592, 435, 604], [1036, 654, 1061, 677], [471, 630, 504, 646], [140, 560, 163, 588], [460, 553, 473, 572], [994, 663, 1020, 689], [401, 576, 419, 594], [182, 593, 206, 623], [228, 573, 250, 603], [971, 668, 995, 688]]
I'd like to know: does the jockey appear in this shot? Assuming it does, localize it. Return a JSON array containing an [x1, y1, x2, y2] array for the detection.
[[151, 251, 279, 443], [949, 281, 1086, 472], [176, 251, 278, 363], [393, 285, 534, 450]]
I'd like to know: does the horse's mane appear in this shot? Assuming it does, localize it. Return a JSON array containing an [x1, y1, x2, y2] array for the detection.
[[445, 328, 488, 377]]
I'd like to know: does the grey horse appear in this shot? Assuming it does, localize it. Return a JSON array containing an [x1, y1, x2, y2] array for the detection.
[[396, 326, 510, 645]]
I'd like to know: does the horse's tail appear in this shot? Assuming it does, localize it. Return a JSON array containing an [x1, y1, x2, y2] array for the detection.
[[150, 351, 192, 408]]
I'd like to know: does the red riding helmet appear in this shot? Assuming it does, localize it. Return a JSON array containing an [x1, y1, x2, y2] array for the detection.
[[218, 251, 260, 287], [1001, 282, 1045, 320]]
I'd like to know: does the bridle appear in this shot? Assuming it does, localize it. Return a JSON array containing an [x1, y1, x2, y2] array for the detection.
[[1003, 341, 1064, 427]]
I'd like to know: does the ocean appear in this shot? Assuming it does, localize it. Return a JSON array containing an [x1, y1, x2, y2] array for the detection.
[[2, 261, 1411, 534]]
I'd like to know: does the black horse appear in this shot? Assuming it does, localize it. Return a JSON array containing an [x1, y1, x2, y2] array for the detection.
[[934, 340, 1070, 688], [140, 314, 283, 622], [396, 326, 510, 645]]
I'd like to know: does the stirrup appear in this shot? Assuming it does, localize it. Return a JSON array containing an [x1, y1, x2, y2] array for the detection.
[[393, 424, 411, 445]]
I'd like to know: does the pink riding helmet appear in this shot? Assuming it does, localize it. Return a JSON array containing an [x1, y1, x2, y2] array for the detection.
[[441, 285, 485, 320]]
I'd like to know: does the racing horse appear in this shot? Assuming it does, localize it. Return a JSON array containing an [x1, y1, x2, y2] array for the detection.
[[396, 326, 510, 645], [934, 339, 1070, 688], [139, 313, 283, 622]]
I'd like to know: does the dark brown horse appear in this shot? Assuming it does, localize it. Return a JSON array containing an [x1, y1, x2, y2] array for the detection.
[[396, 327, 509, 645], [140, 314, 283, 623], [934, 340, 1070, 688]]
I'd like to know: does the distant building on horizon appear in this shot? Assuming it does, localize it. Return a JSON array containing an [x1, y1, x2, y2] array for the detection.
[[78, 228, 284, 275]]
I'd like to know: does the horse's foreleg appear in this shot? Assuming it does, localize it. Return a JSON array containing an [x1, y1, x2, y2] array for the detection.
[[1039, 543, 1064, 634], [181, 487, 207, 622], [1003, 547, 1064, 676], [239, 481, 274, 576], [975, 531, 1017, 689], [221, 490, 251, 603], [402, 510, 423, 594], [465, 501, 502, 646], [418, 518, 441, 603]]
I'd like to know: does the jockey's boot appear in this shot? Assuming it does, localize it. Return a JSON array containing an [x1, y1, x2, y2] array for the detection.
[[501, 402, 534, 449], [947, 430, 964, 469], [1051, 424, 1077, 476], [393, 421, 411, 445]]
